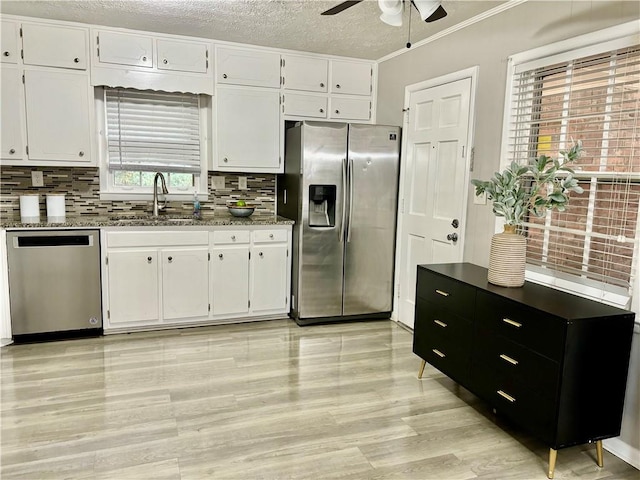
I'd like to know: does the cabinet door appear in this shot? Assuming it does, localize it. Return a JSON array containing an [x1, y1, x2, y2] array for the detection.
[[22, 23, 88, 70], [211, 246, 249, 316], [282, 55, 328, 92], [216, 86, 280, 172], [97, 31, 153, 68], [23, 69, 92, 163], [1, 65, 25, 160], [250, 244, 288, 313], [330, 61, 372, 96], [157, 39, 208, 73], [330, 97, 371, 121], [283, 93, 327, 118], [216, 47, 280, 88], [162, 248, 209, 320], [1, 21, 18, 64], [107, 250, 159, 325]]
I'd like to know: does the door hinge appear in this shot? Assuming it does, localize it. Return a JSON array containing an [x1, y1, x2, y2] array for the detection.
[[107, 310, 110, 319], [97, 47, 100, 57], [208, 303, 211, 312], [286, 249, 289, 257], [21, 49, 23, 60], [206, 49, 209, 59], [25, 145, 29, 155], [282, 76, 285, 86], [105, 256, 108, 265], [96, 35, 99, 45], [19, 27, 22, 37], [280, 94, 283, 104], [22, 73, 24, 83], [249, 251, 251, 260], [282, 58, 285, 68], [206, 59, 209, 69], [248, 299, 251, 309], [279, 156, 282, 166], [208, 252, 210, 261]]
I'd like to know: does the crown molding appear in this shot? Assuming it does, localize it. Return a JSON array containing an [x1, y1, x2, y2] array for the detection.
[[376, 0, 528, 63]]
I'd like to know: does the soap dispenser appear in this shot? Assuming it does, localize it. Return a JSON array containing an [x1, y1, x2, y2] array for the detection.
[[193, 192, 202, 219]]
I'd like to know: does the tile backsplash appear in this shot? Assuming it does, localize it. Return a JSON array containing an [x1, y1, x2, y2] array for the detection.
[[0, 167, 276, 221]]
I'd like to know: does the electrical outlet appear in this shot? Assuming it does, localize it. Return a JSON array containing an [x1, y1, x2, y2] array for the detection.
[[238, 176, 248, 190], [474, 191, 487, 205], [211, 176, 225, 190], [31, 171, 44, 187]]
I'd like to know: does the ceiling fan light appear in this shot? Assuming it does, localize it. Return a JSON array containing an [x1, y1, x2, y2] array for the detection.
[[378, 0, 403, 26], [412, 0, 440, 21]]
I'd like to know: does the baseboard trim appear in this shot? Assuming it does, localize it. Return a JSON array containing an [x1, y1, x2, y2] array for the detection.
[[604, 437, 640, 470]]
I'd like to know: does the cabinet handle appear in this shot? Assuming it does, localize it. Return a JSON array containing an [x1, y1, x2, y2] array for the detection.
[[142, 56, 147, 61], [78, 151, 84, 157], [3, 51, 10, 57], [163, 59, 168, 64], [147, 256, 152, 263], [499, 354, 519, 366], [432, 349, 445, 358], [502, 317, 522, 328], [218, 253, 223, 259], [231, 235, 236, 241], [335, 109, 340, 114], [435, 289, 449, 297], [497, 390, 516, 403], [320, 82, 324, 87], [319, 108, 324, 113], [73, 57, 79, 63], [168, 256, 173, 263], [434, 319, 447, 328], [223, 73, 228, 79], [9, 148, 15, 155], [336, 84, 341, 89], [223, 157, 228, 163], [259, 252, 263, 258]]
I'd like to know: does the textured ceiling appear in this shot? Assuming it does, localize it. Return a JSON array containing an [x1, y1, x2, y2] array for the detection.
[[0, 0, 506, 60]]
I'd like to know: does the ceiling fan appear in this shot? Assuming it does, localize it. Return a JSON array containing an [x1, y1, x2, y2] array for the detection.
[[321, 0, 447, 26]]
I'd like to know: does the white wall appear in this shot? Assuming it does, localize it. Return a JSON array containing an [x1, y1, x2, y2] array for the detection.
[[376, 0, 640, 468]]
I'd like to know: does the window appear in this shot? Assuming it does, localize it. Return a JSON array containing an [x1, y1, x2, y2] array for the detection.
[[100, 88, 208, 197], [503, 29, 639, 305]]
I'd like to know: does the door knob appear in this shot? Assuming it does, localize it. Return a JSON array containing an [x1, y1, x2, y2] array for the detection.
[[447, 233, 458, 242], [451, 219, 459, 228], [168, 256, 173, 263]]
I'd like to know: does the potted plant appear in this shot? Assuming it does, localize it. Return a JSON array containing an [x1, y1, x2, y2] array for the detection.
[[471, 141, 583, 287]]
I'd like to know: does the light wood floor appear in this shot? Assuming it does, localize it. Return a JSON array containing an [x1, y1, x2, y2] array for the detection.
[[1, 319, 638, 479]]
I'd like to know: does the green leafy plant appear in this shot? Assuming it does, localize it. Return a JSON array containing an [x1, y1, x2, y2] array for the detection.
[[471, 141, 584, 226]]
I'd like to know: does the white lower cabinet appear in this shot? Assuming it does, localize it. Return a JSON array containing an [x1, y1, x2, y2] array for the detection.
[[250, 243, 288, 314], [211, 239, 250, 317], [162, 248, 209, 320]]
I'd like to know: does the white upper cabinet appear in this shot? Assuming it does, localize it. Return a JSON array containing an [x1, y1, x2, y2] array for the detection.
[[23, 68, 93, 163], [330, 97, 371, 121], [1, 21, 18, 63], [282, 93, 327, 118], [282, 55, 328, 93], [330, 60, 372, 96], [22, 23, 88, 70], [97, 30, 153, 68], [1, 65, 25, 160], [157, 38, 208, 73], [215, 85, 281, 173], [216, 46, 280, 88]]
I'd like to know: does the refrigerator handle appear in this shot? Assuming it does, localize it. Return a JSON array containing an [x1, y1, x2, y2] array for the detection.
[[340, 157, 347, 243], [347, 158, 354, 243]]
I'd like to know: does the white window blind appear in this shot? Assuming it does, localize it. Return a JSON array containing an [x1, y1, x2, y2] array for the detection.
[[105, 88, 201, 174], [507, 44, 640, 294]]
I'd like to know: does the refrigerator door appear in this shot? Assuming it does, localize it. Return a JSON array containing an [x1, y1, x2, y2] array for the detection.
[[343, 124, 400, 316], [298, 122, 348, 319]]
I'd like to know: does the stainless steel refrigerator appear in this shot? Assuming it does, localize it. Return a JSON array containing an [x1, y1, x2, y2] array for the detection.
[[278, 121, 401, 325]]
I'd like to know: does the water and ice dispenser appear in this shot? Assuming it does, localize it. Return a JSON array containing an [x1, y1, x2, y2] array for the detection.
[[308, 185, 336, 227]]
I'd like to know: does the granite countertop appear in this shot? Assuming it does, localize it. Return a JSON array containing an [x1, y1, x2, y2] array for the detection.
[[0, 214, 295, 229]]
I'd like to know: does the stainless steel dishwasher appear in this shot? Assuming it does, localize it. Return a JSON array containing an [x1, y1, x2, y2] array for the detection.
[[6, 230, 102, 338]]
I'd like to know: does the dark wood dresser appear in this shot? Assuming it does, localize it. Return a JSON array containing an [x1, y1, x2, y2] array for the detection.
[[413, 262, 635, 479]]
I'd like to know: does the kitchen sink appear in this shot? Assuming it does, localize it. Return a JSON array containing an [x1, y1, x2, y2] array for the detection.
[[110, 217, 196, 224]]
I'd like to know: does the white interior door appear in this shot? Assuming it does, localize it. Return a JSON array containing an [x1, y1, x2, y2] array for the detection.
[[397, 76, 472, 329]]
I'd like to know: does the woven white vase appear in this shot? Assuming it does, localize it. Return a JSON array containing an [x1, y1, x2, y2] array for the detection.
[[488, 225, 526, 287]]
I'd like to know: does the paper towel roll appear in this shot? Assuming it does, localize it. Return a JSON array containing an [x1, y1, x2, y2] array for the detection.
[[46, 194, 66, 223], [20, 195, 40, 224]]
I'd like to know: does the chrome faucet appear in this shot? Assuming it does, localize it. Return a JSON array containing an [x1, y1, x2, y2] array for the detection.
[[152, 172, 169, 217]]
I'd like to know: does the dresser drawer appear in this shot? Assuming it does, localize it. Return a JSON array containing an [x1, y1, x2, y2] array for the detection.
[[416, 269, 475, 318], [415, 299, 472, 349], [476, 291, 565, 360], [473, 333, 560, 401]]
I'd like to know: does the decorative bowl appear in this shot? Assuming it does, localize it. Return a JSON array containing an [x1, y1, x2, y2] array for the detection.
[[227, 205, 255, 217]]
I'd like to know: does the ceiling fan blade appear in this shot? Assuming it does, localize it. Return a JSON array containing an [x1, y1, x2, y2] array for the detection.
[[321, 0, 364, 16], [424, 4, 447, 22]]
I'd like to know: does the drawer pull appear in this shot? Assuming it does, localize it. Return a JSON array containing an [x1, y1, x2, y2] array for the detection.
[[499, 354, 519, 365], [497, 390, 516, 403], [502, 317, 522, 328], [432, 349, 445, 358], [434, 319, 447, 328], [435, 289, 450, 297]]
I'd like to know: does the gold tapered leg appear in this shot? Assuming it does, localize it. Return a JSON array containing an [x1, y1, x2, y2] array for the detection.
[[596, 440, 604, 467], [417, 360, 426, 379], [548, 448, 557, 479]]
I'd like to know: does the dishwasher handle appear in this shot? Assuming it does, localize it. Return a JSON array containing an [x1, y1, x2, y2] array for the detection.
[[15, 235, 93, 248]]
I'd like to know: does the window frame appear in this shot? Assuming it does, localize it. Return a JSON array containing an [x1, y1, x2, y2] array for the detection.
[[499, 21, 640, 307], [97, 87, 210, 201]]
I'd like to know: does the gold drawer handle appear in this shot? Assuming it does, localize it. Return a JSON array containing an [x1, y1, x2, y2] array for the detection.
[[432, 349, 445, 358], [502, 317, 522, 328], [434, 319, 447, 328], [499, 354, 519, 365], [497, 390, 516, 403], [435, 289, 450, 297]]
